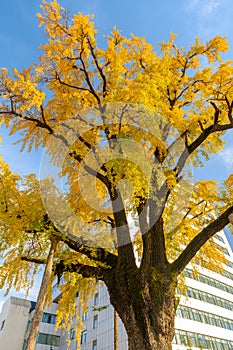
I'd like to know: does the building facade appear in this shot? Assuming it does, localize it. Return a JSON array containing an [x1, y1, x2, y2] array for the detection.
[[0, 230, 233, 350]]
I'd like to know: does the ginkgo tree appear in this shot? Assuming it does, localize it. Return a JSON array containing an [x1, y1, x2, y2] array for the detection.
[[1, 1, 233, 349]]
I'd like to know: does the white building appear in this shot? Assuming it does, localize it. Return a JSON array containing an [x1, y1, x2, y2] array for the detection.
[[0, 297, 31, 350], [173, 231, 233, 349], [0, 297, 61, 350], [0, 230, 233, 350]]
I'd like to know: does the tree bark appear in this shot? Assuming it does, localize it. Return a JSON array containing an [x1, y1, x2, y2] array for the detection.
[[105, 266, 177, 350], [26, 239, 58, 350]]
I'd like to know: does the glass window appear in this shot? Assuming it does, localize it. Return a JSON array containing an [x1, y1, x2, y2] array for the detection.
[[193, 312, 201, 322], [82, 311, 88, 321], [0, 320, 5, 331], [181, 308, 187, 318], [37, 333, 47, 345], [93, 315, 98, 329], [214, 234, 225, 243], [70, 328, 76, 340], [50, 334, 60, 346], [198, 336, 206, 347], [37, 333, 60, 347], [94, 293, 99, 306], [92, 340, 97, 350], [42, 312, 56, 324], [81, 330, 87, 344]]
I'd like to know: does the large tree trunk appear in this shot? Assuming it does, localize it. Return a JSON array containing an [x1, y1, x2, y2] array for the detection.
[[105, 266, 177, 350]]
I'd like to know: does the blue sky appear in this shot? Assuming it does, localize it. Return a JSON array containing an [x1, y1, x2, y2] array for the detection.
[[1, 0, 233, 307]]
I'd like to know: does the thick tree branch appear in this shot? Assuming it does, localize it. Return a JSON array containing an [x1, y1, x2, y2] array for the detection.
[[54, 259, 104, 279], [176, 121, 233, 176], [137, 200, 151, 274], [110, 188, 136, 268], [171, 205, 233, 274], [149, 200, 169, 270], [23, 214, 118, 268], [68, 150, 110, 188], [59, 231, 118, 268], [21, 256, 46, 264]]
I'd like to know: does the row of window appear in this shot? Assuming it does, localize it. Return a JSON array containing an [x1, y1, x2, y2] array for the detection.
[[37, 332, 60, 347], [176, 305, 233, 331], [181, 287, 233, 312], [23, 333, 61, 349], [184, 269, 233, 295], [194, 259, 233, 281], [174, 329, 233, 349]]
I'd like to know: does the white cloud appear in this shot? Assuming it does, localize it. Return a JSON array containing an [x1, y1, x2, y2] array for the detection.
[[204, 1, 220, 15], [184, 0, 220, 16], [182, 0, 226, 41], [220, 147, 233, 170]]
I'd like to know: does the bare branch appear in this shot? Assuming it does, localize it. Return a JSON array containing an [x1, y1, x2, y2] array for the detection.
[[171, 205, 233, 274], [225, 96, 233, 123], [55, 73, 91, 93], [210, 101, 220, 124], [40, 105, 54, 134], [175, 119, 233, 177], [79, 48, 101, 104], [87, 38, 108, 96], [0, 107, 53, 134]]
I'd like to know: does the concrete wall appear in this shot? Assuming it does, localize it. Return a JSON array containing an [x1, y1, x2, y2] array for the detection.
[[0, 297, 31, 350]]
